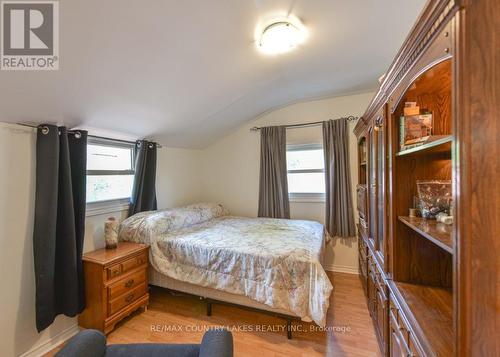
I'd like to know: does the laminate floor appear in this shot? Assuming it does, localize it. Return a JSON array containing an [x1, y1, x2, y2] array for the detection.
[[46, 272, 381, 357]]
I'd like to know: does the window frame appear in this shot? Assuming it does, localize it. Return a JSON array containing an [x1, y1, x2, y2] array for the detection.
[[85, 137, 136, 215], [286, 143, 326, 203]]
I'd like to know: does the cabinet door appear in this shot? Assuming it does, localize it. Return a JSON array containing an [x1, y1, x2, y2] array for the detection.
[[409, 335, 423, 357], [368, 269, 377, 318], [358, 237, 368, 297], [389, 310, 412, 357], [357, 184, 367, 221], [376, 112, 386, 260], [390, 330, 407, 357], [367, 128, 378, 244], [376, 289, 387, 353]]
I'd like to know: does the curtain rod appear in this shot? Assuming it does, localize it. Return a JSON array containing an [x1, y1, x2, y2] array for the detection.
[[16, 123, 163, 148], [249, 115, 359, 131]]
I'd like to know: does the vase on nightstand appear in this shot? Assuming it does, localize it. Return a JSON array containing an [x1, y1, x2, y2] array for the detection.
[[105, 217, 118, 249]]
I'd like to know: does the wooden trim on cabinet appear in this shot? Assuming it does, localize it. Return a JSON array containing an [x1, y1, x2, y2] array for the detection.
[[455, 0, 500, 355], [360, 0, 460, 127]]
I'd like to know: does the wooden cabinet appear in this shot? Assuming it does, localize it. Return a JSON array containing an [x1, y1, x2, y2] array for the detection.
[[367, 127, 378, 247], [368, 255, 388, 354], [353, 0, 499, 355], [358, 105, 389, 354], [366, 104, 388, 265], [388, 292, 426, 357], [389, 312, 411, 357], [78, 242, 149, 333], [375, 109, 387, 264], [409, 335, 424, 357], [357, 136, 368, 225], [356, 184, 367, 223], [358, 232, 368, 297], [358, 111, 389, 353], [376, 287, 388, 352], [367, 263, 377, 319], [389, 294, 410, 357], [386, 19, 454, 357], [366, 106, 387, 268], [359, 243, 388, 354]]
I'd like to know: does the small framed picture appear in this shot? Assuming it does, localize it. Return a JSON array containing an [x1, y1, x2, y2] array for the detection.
[[403, 114, 433, 146]]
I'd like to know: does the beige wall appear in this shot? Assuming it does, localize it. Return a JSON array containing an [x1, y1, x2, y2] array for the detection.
[[200, 92, 374, 272], [0, 123, 202, 356]]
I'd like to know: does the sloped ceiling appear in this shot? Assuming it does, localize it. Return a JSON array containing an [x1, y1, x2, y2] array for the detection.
[[0, 0, 426, 148]]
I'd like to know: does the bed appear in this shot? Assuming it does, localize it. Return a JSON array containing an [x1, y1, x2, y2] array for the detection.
[[118, 203, 333, 330]]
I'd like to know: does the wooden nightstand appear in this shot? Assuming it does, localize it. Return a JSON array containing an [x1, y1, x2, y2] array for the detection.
[[78, 242, 149, 333]]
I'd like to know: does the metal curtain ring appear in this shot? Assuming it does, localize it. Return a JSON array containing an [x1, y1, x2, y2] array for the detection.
[[40, 126, 50, 135], [74, 131, 82, 139]]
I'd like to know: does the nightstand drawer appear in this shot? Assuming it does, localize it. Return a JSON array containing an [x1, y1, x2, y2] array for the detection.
[[106, 252, 147, 280], [107, 264, 122, 279], [121, 252, 147, 273], [108, 282, 147, 316], [108, 269, 146, 300]]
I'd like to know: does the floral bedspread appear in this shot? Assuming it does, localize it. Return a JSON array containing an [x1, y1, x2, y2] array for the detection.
[[118, 204, 333, 326]]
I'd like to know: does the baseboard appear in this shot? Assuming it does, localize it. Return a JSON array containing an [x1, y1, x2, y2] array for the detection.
[[20, 324, 79, 357], [324, 264, 359, 275]]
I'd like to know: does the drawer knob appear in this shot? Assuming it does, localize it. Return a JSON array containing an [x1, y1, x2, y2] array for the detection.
[[125, 293, 135, 303], [125, 279, 134, 288]]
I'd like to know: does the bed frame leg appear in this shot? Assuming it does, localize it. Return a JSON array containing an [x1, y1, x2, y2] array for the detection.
[[286, 317, 292, 340], [206, 301, 212, 316]]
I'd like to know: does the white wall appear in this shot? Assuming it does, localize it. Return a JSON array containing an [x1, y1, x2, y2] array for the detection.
[[0, 123, 73, 357], [200, 92, 374, 273], [156, 147, 203, 209], [0, 123, 202, 356]]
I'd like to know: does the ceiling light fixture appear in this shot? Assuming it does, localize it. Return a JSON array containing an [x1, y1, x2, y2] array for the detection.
[[258, 19, 307, 54]]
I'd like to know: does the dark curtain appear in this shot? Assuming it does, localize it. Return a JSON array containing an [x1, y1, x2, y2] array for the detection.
[[33, 125, 87, 332], [128, 140, 157, 216], [322, 118, 356, 237], [258, 126, 290, 219]]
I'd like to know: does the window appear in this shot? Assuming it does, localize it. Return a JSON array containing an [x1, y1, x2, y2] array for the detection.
[[86, 138, 135, 205], [286, 144, 325, 202]]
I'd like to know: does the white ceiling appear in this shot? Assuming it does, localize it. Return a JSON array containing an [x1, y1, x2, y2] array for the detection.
[[0, 0, 426, 148]]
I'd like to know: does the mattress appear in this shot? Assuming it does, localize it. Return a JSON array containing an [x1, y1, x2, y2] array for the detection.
[[119, 203, 333, 326]]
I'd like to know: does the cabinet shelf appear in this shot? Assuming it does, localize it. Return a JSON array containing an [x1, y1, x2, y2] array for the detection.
[[398, 216, 453, 253], [392, 281, 453, 357], [396, 135, 452, 157]]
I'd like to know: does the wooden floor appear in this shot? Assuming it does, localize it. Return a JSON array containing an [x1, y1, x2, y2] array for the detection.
[[47, 272, 381, 357]]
